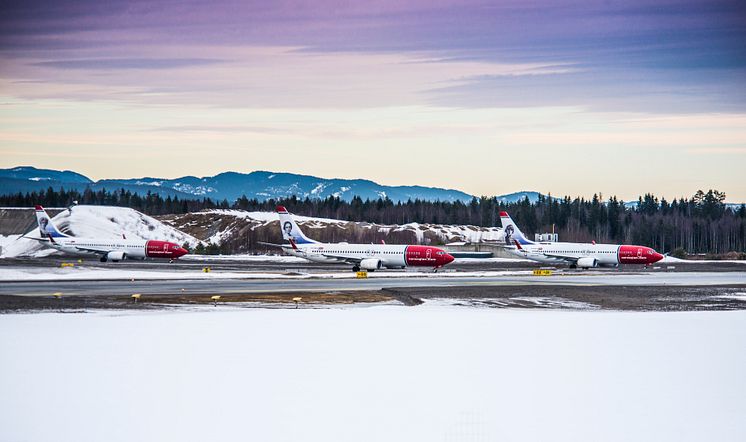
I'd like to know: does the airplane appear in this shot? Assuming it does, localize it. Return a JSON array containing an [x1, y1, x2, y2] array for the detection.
[[264, 206, 455, 272], [499, 211, 664, 268], [26, 205, 189, 262]]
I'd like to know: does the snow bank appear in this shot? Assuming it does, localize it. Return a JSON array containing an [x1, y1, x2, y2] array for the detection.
[[662, 256, 746, 264], [394, 221, 504, 243], [1, 308, 744, 442], [0, 233, 57, 258], [63, 205, 199, 245]]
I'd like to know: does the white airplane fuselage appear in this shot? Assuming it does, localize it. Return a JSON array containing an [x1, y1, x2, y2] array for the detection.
[[508, 241, 662, 267], [283, 243, 453, 269], [44, 237, 187, 260]]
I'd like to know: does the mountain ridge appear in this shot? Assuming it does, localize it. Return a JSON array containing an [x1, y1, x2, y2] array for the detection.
[[0, 166, 541, 204]]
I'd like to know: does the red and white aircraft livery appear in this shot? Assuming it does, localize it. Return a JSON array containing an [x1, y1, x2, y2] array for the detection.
[[29, 205, 189, 262], [500, 211, 663, 269], [269, 206, 455, 272]]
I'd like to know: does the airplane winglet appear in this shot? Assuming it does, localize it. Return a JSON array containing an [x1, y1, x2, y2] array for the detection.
[[514, 239, 523, 250], [288, 238, 298, 250]]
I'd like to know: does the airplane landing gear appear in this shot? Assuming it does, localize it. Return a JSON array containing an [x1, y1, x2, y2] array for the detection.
[[352, 265, 360, 272], [100, 257, 106, 263]]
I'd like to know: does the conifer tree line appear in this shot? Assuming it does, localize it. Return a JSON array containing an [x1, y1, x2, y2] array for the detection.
[[2, 187, 744, 255]]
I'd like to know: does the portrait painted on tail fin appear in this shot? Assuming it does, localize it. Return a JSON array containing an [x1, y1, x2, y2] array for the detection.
[[504, 224, 514, 245], [38, 216, 50, 238]]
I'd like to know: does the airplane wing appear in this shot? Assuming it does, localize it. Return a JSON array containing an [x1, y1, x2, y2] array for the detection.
[[21, 236, 50, 243], [511, 240, 578, 263], [315, 252, 364, 264], [257, 241, 290, 249], [539, 253, 579, 263], [272, 239, 369, 264], [72, 246, 112, 255]]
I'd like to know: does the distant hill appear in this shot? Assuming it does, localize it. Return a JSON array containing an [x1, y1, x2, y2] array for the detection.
[[0, 166, 194, 198], [0, 166, 95, 195], [1, 167, 495, 203], [105, 170, 476, 203], [0, 166, 92, 184], [494, 191, 544, 204]]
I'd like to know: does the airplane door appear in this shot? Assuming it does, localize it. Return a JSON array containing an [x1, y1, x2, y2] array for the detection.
[[426, 249, 432, 259]]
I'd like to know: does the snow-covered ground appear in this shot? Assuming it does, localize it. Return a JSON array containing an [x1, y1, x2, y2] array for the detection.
[[1, 307, 744, 442], [713, 292, 746, 301], [1, 233, 58, 258], [0, 205, 201, 258], [661, 256, 746, 264], [393, 221, 504, 243]]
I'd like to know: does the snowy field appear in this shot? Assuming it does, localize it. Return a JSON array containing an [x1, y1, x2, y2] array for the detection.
[[1, 307, 745, 442]]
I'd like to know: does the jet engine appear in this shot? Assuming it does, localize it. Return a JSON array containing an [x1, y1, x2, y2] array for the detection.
[[104, 251, 126, 262], [360, 258, 382, 271], [576, 257, 598, 269]]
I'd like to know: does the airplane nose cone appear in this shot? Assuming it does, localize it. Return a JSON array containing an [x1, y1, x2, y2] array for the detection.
[[176, 247, 189, 257], [444, 253, 455, 265], [651, 251, 664, 263]]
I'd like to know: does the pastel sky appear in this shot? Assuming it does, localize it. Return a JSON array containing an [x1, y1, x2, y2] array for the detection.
[[1, 0, 745, 201]]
